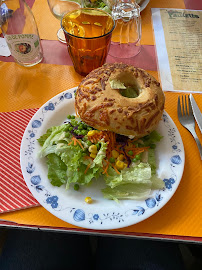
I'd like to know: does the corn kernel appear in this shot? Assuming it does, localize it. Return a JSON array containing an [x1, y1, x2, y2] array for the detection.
[[115, 160, 125, 170], [88, 144, 97, 154], [111, 150, 119, 158], [117, 154, 124, 161], [90, 153, 97, 159], [123, 163, 128, 169], [85, 197, 93, 204], [87, 130, 97, 136]]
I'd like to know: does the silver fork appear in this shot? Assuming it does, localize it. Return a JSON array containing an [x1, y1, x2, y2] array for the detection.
[[178, 95, 202, 160]]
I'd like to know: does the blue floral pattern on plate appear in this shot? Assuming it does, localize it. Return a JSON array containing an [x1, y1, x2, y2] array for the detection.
[[20, 87, 185, 230]]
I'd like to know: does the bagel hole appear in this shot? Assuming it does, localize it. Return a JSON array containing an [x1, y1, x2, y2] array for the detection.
[[111, 72, 140, 98], [120, 85, 139, 98]]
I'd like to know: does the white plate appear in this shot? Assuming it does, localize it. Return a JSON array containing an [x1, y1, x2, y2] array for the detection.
[[20, 87, 185, 230]]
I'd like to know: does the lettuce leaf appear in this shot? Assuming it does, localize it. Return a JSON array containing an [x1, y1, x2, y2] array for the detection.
[[62, 141, 107, 185], [38, 126, 108, 187], [38, 124, 69, 158], [46, 153, 67, 187], [84, 0, 111, 13], [151, 175, 165, 189], [102, 162, 165, 201], [142, 130, 163, 146], [104, 163, 152, 189], [91, 141, 107, 168], [37, 127, 54, 146], [148, 148, 157, 175], [66, 163, 101, 186], [102, 184, 151, 201]]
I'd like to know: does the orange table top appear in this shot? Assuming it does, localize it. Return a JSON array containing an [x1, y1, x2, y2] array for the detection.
[[0, 0, 202, 242]]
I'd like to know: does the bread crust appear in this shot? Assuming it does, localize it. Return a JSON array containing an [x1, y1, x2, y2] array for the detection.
[[75, 63, 165, 138]]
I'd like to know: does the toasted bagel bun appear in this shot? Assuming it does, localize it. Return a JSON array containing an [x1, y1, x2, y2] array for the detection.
[[75, 63, 165, 138]]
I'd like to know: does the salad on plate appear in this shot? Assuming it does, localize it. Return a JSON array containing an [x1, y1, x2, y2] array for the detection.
[[38, 114, 165, 202], [82, 0, 149, 13]]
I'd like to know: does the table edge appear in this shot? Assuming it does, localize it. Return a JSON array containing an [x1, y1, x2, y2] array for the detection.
[[0, 221, 201, 244]]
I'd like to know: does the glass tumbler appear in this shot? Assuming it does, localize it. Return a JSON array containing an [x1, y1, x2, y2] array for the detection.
[[109, 0, 141, 58], [61, 8, 115, 76]]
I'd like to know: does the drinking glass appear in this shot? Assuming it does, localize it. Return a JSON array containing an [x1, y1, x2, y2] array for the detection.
[[47, 0, 82, 43], [61, 8, 115, 76], [109, 0, 141, 58]]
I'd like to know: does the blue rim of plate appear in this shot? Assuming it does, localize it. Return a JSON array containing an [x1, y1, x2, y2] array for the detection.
[[20, 87, 185, 230]]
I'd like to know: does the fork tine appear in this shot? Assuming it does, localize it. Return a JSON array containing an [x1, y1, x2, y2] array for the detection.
[[188, 95, 193, 115], [182, 95, 185, 116], [177, 96, 182, 116], [185, 95, 189, 115]]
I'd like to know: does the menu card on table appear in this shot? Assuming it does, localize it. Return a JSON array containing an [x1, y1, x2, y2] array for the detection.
[[152, 8, 202, 93]]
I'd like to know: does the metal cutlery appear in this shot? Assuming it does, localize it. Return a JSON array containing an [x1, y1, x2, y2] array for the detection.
[[177, 95, 202, 160], [189, 94, 202, 134]]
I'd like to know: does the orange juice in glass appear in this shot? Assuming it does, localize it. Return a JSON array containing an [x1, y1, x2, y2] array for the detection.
[[61, 8, 115, 76]]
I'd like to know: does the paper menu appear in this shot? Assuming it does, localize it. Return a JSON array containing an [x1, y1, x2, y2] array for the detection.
[[152, 8, 202, 93]]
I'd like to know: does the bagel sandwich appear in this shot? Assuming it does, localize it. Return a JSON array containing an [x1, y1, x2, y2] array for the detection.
[[75, 63, 165, 139]]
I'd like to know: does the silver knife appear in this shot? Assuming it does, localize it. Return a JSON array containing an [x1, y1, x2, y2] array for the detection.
[[190, 94, 202, 134]]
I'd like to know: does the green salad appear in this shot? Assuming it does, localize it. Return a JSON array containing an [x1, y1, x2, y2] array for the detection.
[[83, 0, 112, 14], [38, 115, 165, 202]]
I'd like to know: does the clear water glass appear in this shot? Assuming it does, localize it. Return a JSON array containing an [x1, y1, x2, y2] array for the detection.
[[47, 0, 82, 43], [109, 0, 141, 58]]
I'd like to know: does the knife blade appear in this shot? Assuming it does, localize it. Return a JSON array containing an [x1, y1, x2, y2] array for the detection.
[[190, 94, 202, 134]]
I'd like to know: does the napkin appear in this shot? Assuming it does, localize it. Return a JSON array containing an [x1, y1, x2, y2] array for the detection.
[[0, 38, 11, 57], [0, 108, 39, 213]]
